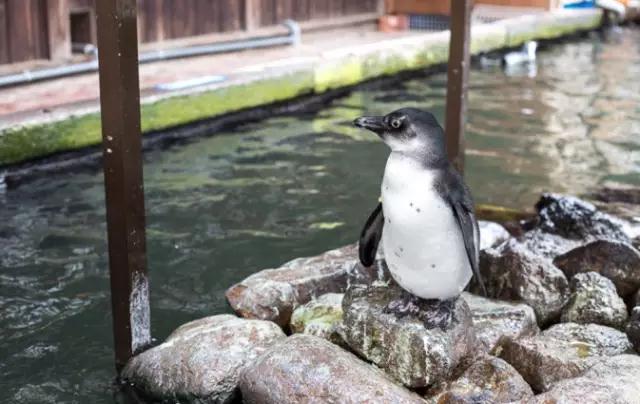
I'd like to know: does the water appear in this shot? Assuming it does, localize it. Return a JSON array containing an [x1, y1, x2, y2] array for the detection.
[[1, 28, 639, 403]]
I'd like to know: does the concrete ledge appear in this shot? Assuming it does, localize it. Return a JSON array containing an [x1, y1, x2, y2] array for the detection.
[[0, 9, 602, 168]]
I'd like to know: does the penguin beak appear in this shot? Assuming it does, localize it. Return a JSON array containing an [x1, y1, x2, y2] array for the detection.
[[353, 116, 386, 133]]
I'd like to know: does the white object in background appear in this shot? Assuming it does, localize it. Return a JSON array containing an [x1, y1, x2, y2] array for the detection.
[[504, 41, 537, 66], [154, 75, 226, 91]]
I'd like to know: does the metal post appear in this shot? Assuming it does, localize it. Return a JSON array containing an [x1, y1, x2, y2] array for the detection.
[[445, 0, 472, 173], [96, 0, 151, 372]]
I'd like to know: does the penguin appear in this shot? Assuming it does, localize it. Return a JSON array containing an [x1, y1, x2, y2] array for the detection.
[[354, 108, 485, 328]]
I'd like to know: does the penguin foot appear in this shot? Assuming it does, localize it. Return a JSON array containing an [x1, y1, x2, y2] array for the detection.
[[383, 292, 422, 318], [419, 298, 456, 330]]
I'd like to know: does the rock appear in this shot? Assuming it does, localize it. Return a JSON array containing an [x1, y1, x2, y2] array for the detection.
[[462, 293, 539, 354], [342, 281, 475, 388], [518, 228, 581, 260], [527, 354, 640, 404], [289, 293, 345, 345], [498, 322, 633, 392], [239, 334, 426, 404], [122, 315, 285, 403], [226, 244, 380, 327], [479, 220, 510, 250], [428, 355, 534, 404], [517, 193, 632, 260], [471, 241, 569, 326], [553, 240, 640, 297], [533, 193, 630, 243], [561, 272, 628, 329], [627, 307, 640, 353], [633, 289, 640, 308]]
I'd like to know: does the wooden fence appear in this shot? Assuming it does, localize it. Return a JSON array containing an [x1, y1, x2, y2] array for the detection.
[[0, 0, 381, 65]]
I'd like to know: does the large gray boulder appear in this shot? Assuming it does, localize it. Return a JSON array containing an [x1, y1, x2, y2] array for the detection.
[[527, 354, 640, 404], [239, 334, 426, 404], [533, 193, 630, 243], [553, 240, 640, 297], [498, 322, 633, 392], [342, 281, 475, 388], [478, 220, 510, 251], [427, 355, 534, 404], [471, 240, 569, 326], [517, 193, 631, 261], [462, 293, 539, 354], [122, 315, 285, 403], [561, 272, 628, 329], [289, 293, 345, 345], [627, 307, 640, 353], [518, 228, 581, 260], [226, 244, 378, 327]]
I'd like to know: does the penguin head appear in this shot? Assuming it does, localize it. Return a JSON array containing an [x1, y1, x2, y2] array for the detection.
[[353, 108, 445, 156]]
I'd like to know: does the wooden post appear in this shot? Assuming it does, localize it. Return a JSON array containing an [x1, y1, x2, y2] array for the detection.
[[244, 0, 260, 31], [96, 0, 151, 372], [445, 0, 472, 173], [46, 0, 71, 61]]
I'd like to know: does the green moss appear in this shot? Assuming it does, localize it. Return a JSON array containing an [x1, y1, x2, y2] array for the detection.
[[314, 57, 363, 93], [143, 71, 314, 133], [0, 113, 102, 166], [0, 71, 313, 166]]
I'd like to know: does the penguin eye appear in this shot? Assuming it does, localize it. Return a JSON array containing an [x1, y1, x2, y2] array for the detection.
[[390, 119, 402, 129]]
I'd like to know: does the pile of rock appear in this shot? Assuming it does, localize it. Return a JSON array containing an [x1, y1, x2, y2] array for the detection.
[[122, 192, 640, 403]]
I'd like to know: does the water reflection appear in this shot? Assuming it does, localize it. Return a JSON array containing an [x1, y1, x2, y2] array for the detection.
[[0, 27, 639, 403]]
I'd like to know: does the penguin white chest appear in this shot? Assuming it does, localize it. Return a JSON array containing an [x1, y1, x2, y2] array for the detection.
[[381, 155, 472, 299]]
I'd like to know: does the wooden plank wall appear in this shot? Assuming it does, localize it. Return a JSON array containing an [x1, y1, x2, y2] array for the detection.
[[0, 0, 380, 65], [138, 0, 379, 42], [1, 0, 50, 64]]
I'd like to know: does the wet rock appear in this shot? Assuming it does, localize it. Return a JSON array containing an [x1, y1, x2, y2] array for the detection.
[[627, 307, 640, 353], [342, 281, 475, 388], [528, 354, 640, 404], [289, 293, 344, 345], [553, 240, 640, 297], [498, 322, 633, 392], [226, 244, 378, 327], [478, 220, 510, 250], [518, 228, 581, 260], [471, 241, 569, 326], [239, 334, 426, 404], [561, 272, 628, 329], [122, 315, 285, 403], [462, 293, 539, 354], [533, 193, 629, 243], [428, 355, 534, 404]]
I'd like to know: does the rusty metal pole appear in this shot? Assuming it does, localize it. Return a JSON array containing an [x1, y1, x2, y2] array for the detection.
[[445, 0, 472, 174], [96, 0, 151, 372]]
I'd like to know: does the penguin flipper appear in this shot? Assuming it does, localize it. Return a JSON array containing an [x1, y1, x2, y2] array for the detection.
[[438, 167, 486, 296], [359, 202, 384, 267], [448, 195, 486, 296]]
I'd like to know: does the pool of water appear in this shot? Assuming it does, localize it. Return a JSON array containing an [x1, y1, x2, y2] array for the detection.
[[1, 28, 639, 403]]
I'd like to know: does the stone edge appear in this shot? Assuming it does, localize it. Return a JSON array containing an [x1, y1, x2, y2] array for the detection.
[[0, 9, 602, 167]]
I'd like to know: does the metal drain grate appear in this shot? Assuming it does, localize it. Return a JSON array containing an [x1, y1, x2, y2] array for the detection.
[[408, 14, 450, 31]]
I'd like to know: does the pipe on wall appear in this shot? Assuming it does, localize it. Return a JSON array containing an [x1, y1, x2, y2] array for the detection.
[[0, 20, 301, 89]]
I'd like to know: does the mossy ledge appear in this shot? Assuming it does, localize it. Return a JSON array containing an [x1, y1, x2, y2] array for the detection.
[[0, 9, 602, 167]]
